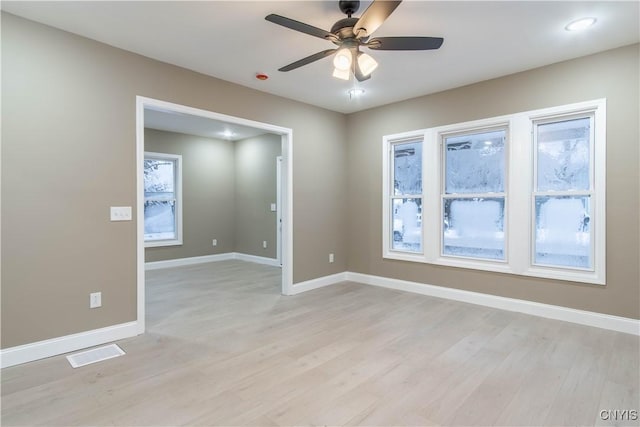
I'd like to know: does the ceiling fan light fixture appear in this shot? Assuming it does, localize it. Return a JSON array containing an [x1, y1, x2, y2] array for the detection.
[[348, 88, 365, 99], [333, 48, 353, 71], [332, 67, 351, 80], [357, 52, 378, 76]]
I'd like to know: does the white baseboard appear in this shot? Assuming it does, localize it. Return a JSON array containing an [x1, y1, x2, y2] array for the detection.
[[145, 252, 280, 270], [8, 270, 634, 369], [291, 272, 347, 295], [234, 253, 281, 267], [145, 253, 234, 270], [345, 272, 640, 336], [1, 321, 139, 369]]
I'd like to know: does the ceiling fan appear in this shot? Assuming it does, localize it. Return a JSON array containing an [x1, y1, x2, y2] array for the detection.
[[265, 0, 444, 82]]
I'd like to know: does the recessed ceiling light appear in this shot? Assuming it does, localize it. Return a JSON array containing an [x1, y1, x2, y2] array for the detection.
[[348, 88, 365, 99], [565, 17, 597, 31], [221, 130, 235, 138]]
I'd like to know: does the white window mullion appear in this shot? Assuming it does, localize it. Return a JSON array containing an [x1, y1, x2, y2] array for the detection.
[[382, 136, 392, 257], [424, 129, 440, 262], [509, 115, 533, 274]]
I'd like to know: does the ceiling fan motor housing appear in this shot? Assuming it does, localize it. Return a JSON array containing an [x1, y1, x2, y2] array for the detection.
[[339, 0, 360, 17], [330, 17, 359, 39]]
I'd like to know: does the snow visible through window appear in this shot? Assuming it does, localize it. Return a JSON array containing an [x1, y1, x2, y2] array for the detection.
[[392, 141, 422, 252], [443, 129, 506, 260], [534, 116, 592, 269], [144, 158, 176, 241]]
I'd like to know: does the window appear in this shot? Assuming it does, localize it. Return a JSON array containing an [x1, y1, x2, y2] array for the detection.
[[390, 140, 423, 253], [144, 152, 182, 247], [442, 128, 507, 261], [533, 116, 593, 269], [382, 99, 606, 284]]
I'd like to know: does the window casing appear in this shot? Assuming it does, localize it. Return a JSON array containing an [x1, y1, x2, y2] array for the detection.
[[382, 99, 606, 284], [144, 152, 183, 247]]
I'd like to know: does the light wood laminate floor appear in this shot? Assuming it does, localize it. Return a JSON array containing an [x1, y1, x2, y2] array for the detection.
[[2, 260, 639, 426]]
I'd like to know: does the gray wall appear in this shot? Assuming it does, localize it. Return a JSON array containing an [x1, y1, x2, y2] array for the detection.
[[144, 129, 281, 262], [144, 129, 236, 262], [346, 44, 640, 319], [235, 134, 281, 259], [1, 13, 348, 348], [1, 11, 637, 350]]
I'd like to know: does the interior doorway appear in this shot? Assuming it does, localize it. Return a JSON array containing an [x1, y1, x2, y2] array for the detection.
[[135, 96, 293, 334]]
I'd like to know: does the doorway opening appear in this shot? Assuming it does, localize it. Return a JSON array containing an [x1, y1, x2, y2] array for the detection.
[[135, 96, 293, 334]]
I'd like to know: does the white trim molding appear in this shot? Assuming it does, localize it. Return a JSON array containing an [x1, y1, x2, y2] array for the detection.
[[345, 272, 639, 336], [145, 253, 235, 270], [234, 253, 281, 267], [275, 270, 638, 335], [6, 269, 636, 368], [145, 253, 280, 270], [1, 321, 139, 369], [290, 272, 348, 295]]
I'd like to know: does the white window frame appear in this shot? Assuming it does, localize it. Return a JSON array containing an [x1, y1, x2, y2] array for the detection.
[[383, 133, 426, 263], [387, 138, 425, 256], [382, 99, 606, 285], [440, 125, 509, 263], [144, 151, 183, 248]]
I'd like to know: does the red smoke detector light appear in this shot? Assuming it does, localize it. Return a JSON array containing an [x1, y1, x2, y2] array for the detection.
[[256, 73, 269, 81]]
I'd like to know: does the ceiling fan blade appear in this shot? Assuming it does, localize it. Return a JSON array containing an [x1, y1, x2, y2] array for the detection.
[[278, 49, 337, 72], [353, 0, 402, 39], [266, 14, 336, 41], [367, 36, 444, 50]]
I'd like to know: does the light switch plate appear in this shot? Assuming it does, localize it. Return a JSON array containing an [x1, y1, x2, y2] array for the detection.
[[110, 206, 132, 221], [270, 203, 277, 212]]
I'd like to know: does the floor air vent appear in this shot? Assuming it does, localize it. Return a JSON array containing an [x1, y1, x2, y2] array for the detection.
[[66, 344, 125, 368]]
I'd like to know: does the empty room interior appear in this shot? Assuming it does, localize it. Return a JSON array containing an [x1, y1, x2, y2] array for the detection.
[[1, 1, 639, 426]]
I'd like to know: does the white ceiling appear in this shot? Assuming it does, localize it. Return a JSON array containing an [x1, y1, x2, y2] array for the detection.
[[3, 1, 638, 114], [145, 108, 270, 141]]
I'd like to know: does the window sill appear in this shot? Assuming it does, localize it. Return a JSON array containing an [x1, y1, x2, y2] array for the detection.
[[145, 239, 183, 248], [523, 266, 605, 285]]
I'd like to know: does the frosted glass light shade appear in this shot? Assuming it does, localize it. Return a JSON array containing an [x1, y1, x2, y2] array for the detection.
[[357, 53, 378, 76], [332, 67, 350, 80], [333, 48, 352, 71]]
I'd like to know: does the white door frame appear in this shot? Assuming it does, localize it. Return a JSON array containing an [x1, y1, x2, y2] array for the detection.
[[276, 156, 282, 265], [135, 96, 294, 334]]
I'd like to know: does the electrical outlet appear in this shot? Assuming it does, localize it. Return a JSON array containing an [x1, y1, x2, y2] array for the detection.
[[90, 292, 102, 309], [263, 241, 267, 249], [329, 253, 335, 263], [212, 239, 217, 247]]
